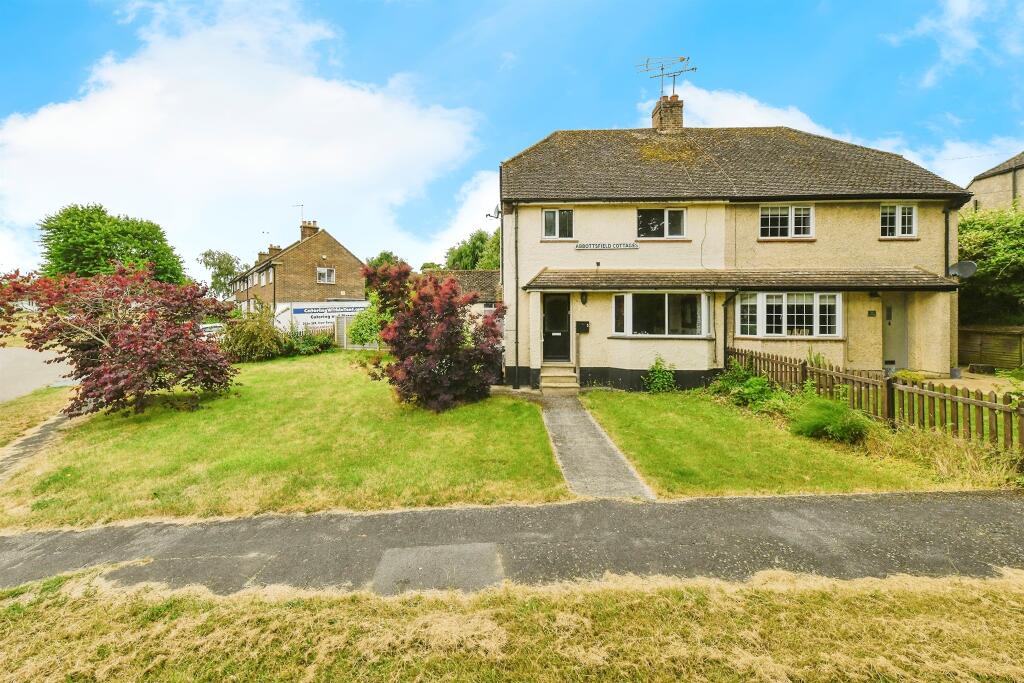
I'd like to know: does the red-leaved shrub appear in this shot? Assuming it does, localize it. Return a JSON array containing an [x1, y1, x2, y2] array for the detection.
[[362, 263, 505, 411], [0, 265, 236, 415]]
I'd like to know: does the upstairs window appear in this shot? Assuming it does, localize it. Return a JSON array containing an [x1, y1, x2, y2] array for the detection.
[[637, 208, 686, 238], [881, 204, 916, 237], [759, 205, 814, 239], [543, 209, 573, 239], [316, 267, 335, 284], [259, 272, 266, 287]]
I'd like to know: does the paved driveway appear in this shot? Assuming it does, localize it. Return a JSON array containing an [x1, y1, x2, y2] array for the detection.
[[0, 348, 71, 402]]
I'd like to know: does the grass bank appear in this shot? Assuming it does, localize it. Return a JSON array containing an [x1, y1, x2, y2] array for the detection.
[[0, 387, 69, 448], [582, 389, 949, 497], [0, 353, 568, 528], [3, 569, 1023, 681]]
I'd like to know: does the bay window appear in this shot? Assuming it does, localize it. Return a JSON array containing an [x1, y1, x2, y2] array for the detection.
[[612, 293, 708, 337], [735, 292, 842, 338]]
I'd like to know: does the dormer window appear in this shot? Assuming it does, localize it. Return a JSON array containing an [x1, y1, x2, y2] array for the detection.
[[637, 208, 686, 239], [759, 205, 814, 239]]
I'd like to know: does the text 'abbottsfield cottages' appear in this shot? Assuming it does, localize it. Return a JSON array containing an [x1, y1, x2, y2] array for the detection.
[[500, 94, 970, 391]]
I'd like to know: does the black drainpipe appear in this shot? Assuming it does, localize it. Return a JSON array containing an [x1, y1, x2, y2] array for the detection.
[[512, 202, 521, 389]]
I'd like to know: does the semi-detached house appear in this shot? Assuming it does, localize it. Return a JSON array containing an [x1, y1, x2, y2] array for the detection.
[[500, 94, 971, 391]]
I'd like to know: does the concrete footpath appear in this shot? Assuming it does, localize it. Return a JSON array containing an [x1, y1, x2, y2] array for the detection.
[[1, 491, 1023, 595], [541, 396, 655, 499]]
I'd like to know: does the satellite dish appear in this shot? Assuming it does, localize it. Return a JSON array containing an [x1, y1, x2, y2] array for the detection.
[[947, 260, 978, 279]]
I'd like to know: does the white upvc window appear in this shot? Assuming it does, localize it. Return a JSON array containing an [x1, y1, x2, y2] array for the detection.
[[759, 205, 814, 239], [612, 292, 710, 337], [259, 272, 266, 286], [268, 268, 274, 284], [636, 208, 686, 238], [880, 204, 917, 237], [542, 209, 574, 239], [316, 267, 335, 284], [734, 292, 842, 338]]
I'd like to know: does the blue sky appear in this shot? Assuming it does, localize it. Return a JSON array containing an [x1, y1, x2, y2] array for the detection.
[[1, 0, 1022, 276]]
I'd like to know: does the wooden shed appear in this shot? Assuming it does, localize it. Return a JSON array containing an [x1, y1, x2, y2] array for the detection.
[[958, 325, 1024, 368]]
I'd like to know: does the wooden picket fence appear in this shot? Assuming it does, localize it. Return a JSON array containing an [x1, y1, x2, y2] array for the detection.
[[726, 347, 1024, 453]]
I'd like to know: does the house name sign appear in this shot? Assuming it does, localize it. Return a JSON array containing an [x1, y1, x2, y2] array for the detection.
[[574, 242, 640, 251]]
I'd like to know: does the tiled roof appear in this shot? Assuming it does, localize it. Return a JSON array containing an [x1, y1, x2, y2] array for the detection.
[[971, 149, 1024, 182], [501, 127, 969, 204], [428, 269, 501, 300], [523, 268, 958, 291]]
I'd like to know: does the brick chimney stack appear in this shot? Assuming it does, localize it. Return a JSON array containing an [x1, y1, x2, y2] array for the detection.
[[267, 244, 282, 258], [300, 219, 319, 241], [257, 250, 269, 264], [652, 94, 684, 133]]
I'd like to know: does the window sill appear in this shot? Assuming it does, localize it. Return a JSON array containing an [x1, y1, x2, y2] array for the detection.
[[540, 238, 578, 243], [734, 335, 845, 341], [756, 237, 816, 242], [635, 237, 692, 242], [317, 282, 337, 285], [878, 236, 919, 241], [608, 334, 714, 340]]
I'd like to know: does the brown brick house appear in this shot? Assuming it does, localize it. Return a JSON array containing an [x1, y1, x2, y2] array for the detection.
[[230, 220, 368, 329], [425, 269, 501, 315]]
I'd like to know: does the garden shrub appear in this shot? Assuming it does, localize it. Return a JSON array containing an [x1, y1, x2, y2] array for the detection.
[[0, 265, 235, 415], [708, 359, 753, 395], [363, 262, 506, 411], [643, 355, 676, 393], [221, 305, 284, 362], [283, 329, 335, 356], [347, 293, 384, 346], [790, 397, 871, 444], [893, 369, 926, 384], [731, 376, 775, 407]]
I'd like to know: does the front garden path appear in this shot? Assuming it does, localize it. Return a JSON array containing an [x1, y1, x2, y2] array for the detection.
[[540, 395, 655, 499], [1, 491, 1022, 595]]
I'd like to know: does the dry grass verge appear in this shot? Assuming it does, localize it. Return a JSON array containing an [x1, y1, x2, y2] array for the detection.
[[0, 387, 69, 449], [3, 569, 1024, 681]]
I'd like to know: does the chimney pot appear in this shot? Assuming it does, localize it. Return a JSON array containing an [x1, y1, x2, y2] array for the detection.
[[652, 94, 684, 133]]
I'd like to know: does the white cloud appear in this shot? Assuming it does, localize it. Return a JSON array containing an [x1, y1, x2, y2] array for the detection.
[[422, 171, 499, 267], [885, 0, 1024, 87], [636, 82, 1024, 187], [0, 1, 481, 276]]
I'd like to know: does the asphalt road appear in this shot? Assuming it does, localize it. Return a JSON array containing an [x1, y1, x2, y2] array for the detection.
[[1, 491, 1022, 595], [0, 348, 71, 402]]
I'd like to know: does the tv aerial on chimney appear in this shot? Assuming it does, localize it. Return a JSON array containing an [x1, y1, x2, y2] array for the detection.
[[636, 56, 696, 96], [292, 203, 305, 222]]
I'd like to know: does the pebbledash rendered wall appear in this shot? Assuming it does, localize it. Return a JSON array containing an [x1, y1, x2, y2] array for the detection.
[[966, 169, 1022, 211], [501, 200, 958, 387]]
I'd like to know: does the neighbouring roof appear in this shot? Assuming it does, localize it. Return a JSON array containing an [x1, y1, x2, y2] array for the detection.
[[428, 269, 501, 300], [229, 229, 360, 284], [971, 149, 1024, 183], [501, 127, 970, 205], [523, 268, 958, 292]]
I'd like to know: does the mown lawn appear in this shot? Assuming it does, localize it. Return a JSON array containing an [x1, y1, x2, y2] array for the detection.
[[3, 569, 1023, 681], [0, 353, 568, 528], [0, 387, 70, 448], [582, 389, 945, 497]]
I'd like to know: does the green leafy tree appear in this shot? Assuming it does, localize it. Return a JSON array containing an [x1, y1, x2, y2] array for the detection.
[[444, 229, 490, 270], [419, 261, 443, 272], [958, 206, 1024, 324], [347, 292, 387, 346], [365, 250, 405, 269], [477, 228, 501, 270], [197, 249, 247, 299], [39, 204, 186, 283]]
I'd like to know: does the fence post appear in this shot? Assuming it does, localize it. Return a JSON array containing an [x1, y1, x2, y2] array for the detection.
[[884, 376, 895, 425], [799, 360, 808, 387]]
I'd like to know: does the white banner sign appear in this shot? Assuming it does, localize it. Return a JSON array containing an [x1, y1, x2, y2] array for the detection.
[[284, 301, 370, 330]]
